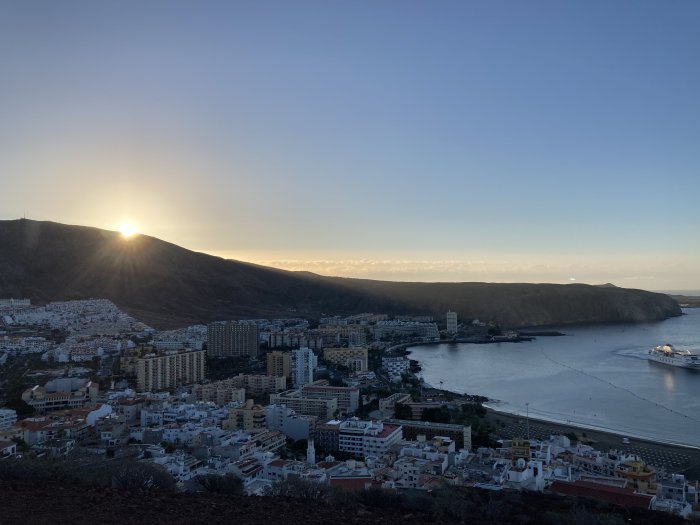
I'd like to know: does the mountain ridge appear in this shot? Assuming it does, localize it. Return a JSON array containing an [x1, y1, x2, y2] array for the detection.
[[0, 219, 681, 329]]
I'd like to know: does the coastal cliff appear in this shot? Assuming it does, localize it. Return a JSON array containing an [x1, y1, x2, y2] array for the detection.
[[0, 219, 681, 329]]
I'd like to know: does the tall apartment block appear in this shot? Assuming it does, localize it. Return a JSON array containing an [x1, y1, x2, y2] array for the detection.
[[267, 351, 291, 379], [136, 349, 206, 391], [292, 347, 317, 388], [446, 311, 458, 334], [207, 321, 259, 358]]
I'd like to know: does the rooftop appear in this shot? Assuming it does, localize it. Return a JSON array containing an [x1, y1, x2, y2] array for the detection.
[[388, 419, 466, 431]]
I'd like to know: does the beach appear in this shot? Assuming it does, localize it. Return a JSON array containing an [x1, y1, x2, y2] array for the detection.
[[485, 407, 700, 481]]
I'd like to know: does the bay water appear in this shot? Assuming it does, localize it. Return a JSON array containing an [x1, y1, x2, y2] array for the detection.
[[408, 309, 700, 447]]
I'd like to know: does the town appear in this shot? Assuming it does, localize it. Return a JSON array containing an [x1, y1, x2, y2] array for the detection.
[[0, 298, 696, 519]]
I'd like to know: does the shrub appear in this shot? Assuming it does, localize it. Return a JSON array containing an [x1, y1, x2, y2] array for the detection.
[[195, 473, 244, 495], [111, 462, 175, 491], [0, 458, 76, 483], [265, 478, 330, 500]]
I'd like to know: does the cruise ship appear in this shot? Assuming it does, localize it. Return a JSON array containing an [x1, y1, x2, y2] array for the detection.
[[647, 344, 700, 370]]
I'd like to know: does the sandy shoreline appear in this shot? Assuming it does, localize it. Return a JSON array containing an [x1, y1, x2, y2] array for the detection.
[[484, 407, 700, 481], [485, 403, 700, 451]]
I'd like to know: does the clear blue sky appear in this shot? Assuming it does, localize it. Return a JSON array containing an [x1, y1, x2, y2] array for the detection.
[[1, 1, 698, 289]]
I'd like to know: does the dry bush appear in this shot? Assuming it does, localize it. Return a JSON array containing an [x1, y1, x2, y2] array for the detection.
[[194, 473, 244, 495], [111, 462, 175, 491]]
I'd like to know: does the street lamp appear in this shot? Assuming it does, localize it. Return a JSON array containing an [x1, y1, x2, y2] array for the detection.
[[525, 402, 530, 440]]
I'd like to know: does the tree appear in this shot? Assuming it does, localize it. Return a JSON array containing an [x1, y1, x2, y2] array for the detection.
[[394, 402, 412, 420], [355, 398, 378, 418], [159, 441, 177, 453], [458, 403, 486, 424], [111, 462, 175, 491], [564, 432, 578, 444], [195, 473, 244, 495], [421, 405, 451, 424], [265, 478, 330, 499], [328, 376, 345, 387], [4, 398, 34, 417], [10, 438, 30, 454], [288, 438, 309, 453]]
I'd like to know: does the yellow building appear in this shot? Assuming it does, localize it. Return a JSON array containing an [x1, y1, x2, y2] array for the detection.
[[267, 351, 291, 379], [223, 399, 266, 431], [511, 438, 532, 464], [615, 456, 657, 493], [322, 347, 368, 372], [192, 380, 246, 405], [120, 346, 149, 376]]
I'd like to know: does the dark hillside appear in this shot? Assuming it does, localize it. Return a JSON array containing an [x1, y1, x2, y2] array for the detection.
[[0, 219, 681, 329], [333, 278, 681, 328], [0, 219, 397, 327]]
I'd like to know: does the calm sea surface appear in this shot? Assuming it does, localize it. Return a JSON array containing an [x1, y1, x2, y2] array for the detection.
[[408, 309, 700, 447]]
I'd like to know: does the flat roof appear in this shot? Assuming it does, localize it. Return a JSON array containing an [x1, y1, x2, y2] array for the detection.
[[388, 419, 466, 431]]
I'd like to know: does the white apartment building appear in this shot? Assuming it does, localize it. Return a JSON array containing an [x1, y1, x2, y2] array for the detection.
[[292, 347, 317, 387], [269, 389, 337, 420], [153, 325, 207, 351], [0, 440, 17, 458], [0, 408, 18, 429], [373, 321, 439, 341], [0, 336, 52, 355], [301, 380, 360, 414], [446, 311, 458, 334], [22, 379, 100, 412], [337, 419, 403, 458], [0, 298, 31, 309], [382, 356, 410, 378], [264, 404, 316, 441]]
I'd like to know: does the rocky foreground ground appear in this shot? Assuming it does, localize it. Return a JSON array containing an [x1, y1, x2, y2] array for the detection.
[[0, 480, 690, 525]]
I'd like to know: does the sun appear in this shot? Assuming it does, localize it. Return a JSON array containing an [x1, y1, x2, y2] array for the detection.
[[118, 223, 139, 238]]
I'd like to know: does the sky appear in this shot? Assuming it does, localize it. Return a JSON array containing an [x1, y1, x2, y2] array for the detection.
[[1, 1, 699, 290]]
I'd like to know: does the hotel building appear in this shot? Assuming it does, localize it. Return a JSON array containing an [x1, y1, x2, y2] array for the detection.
[[207, 321, 259, 358], [136, 349, 205, 391]]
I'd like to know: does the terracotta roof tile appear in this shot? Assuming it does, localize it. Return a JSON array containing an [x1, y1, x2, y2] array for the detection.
[[550, 480, 653, 509]]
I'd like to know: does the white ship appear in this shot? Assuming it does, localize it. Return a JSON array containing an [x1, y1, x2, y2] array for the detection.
[[647, 344, 700, 370]]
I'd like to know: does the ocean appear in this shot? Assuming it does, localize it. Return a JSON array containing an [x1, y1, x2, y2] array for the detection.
[[408, 309, 700, 447]]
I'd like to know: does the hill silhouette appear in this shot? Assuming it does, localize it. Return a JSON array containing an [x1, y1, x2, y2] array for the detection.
[[0, 219, 681, 329]]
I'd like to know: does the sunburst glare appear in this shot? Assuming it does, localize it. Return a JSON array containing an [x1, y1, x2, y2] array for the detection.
[[118, 223, 139, 238]]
